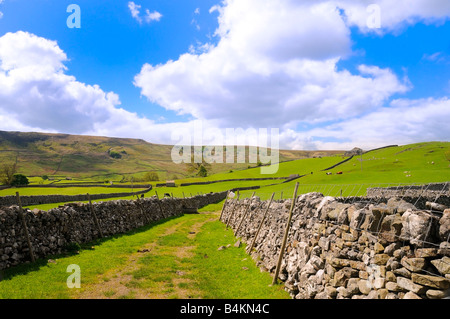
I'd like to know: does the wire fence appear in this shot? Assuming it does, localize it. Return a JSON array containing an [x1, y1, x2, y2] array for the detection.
[[223, 181, 450, 287], [232, 181, 450, 202]]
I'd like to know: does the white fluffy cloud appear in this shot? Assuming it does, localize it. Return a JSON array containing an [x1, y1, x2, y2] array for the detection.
[[128, 1, 162, 24], [134, 0, 410, 129], [1, 0, 449, 151], [128, 1, 141, 21], [0, 31, 209, 146], [134, 0, 450, 149], [288, 97, 450, 150], [0, 32, 122, 133], [335, 0, 450, 32]]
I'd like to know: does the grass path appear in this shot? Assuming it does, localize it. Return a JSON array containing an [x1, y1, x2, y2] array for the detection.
[[74, 215, 209, 299], [0, 209, 289, 299]]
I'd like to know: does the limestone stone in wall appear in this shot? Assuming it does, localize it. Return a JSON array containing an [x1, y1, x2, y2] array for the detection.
[[221, 192, 450, 299]]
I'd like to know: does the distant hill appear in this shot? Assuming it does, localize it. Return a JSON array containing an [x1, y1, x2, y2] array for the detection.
[[0, 130, 342, 181]]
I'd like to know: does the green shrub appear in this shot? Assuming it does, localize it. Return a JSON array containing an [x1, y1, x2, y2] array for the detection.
[[109, 151, 122, 159], [144, 172, 159, 182]]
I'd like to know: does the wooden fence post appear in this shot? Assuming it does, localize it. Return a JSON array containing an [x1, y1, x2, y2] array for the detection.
[[154, 191, 164, 216], [87, 193, 104, 238], [247, 192, 275, 253], [15, 192, 35, 263], [225, 191, 240, 229], [272, 183, 299, 285], [136, 197, 149, 224], [219, 190, 230, 221], [234, 192, 256, 237]]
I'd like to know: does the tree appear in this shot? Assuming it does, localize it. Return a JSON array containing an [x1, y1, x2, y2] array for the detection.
[[42, 175, 49, 180], [197, 165, 208, 177], [0, 163, 17, 185], [109, 151, 122, 159], [185, 154, 211, 177], [144, 172, 159, 182], [11, 174, 29, 186]]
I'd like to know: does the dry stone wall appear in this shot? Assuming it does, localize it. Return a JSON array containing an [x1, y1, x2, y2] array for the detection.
[[0, 187, 152, 207], [221, 192, 450, 299], [367, 183, 449, 199], [0, 191, 227, 270]]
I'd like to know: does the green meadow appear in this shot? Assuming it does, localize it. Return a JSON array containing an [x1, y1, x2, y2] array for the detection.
[[3, 141, 447, 209], [0, 186, 147, 197]]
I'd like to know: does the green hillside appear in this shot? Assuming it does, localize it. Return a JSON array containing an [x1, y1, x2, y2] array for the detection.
[[234, 141, 450, 200], [8, 141, 449, 212], [1, 130, 448, 202], [0, 130, 340, 182]]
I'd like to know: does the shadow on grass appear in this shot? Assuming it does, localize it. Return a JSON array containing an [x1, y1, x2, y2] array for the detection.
[[0, 214, 183, 281]]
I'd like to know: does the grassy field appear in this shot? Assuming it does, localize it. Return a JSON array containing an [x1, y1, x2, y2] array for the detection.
[[0, 212, 289, 299], [228, 142, 450, 200], [0, 186, 148, 197], [22, 180, 280, 210], [2, 141, 447, 210]]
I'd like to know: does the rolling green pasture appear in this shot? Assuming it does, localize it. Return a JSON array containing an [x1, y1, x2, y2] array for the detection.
[[0, 187, 147, 197], [2, 141, 449, 210], [235, 142, 450, 200]]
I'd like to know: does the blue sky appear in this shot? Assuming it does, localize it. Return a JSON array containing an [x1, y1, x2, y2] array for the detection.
[[0, 0, 449, 150], [0, 0, 220, 122], [339, 23, 450, 99]]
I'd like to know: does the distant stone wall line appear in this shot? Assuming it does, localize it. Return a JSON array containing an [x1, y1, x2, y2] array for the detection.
[[0, 187, 153, 207]]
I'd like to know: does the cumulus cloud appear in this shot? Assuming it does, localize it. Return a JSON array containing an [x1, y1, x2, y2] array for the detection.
[[144, 9, 162, 23], [134, 0, 410, 129], [289, 97, 450, 150], [335, 0, 450, 33], [128, 1, 162, 24], [2, 0, 450, 151], [133, 0, 450, 149], [128, 1, 141, 21], [0, 32, 123, 133], [0, 31, 211, 146]]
